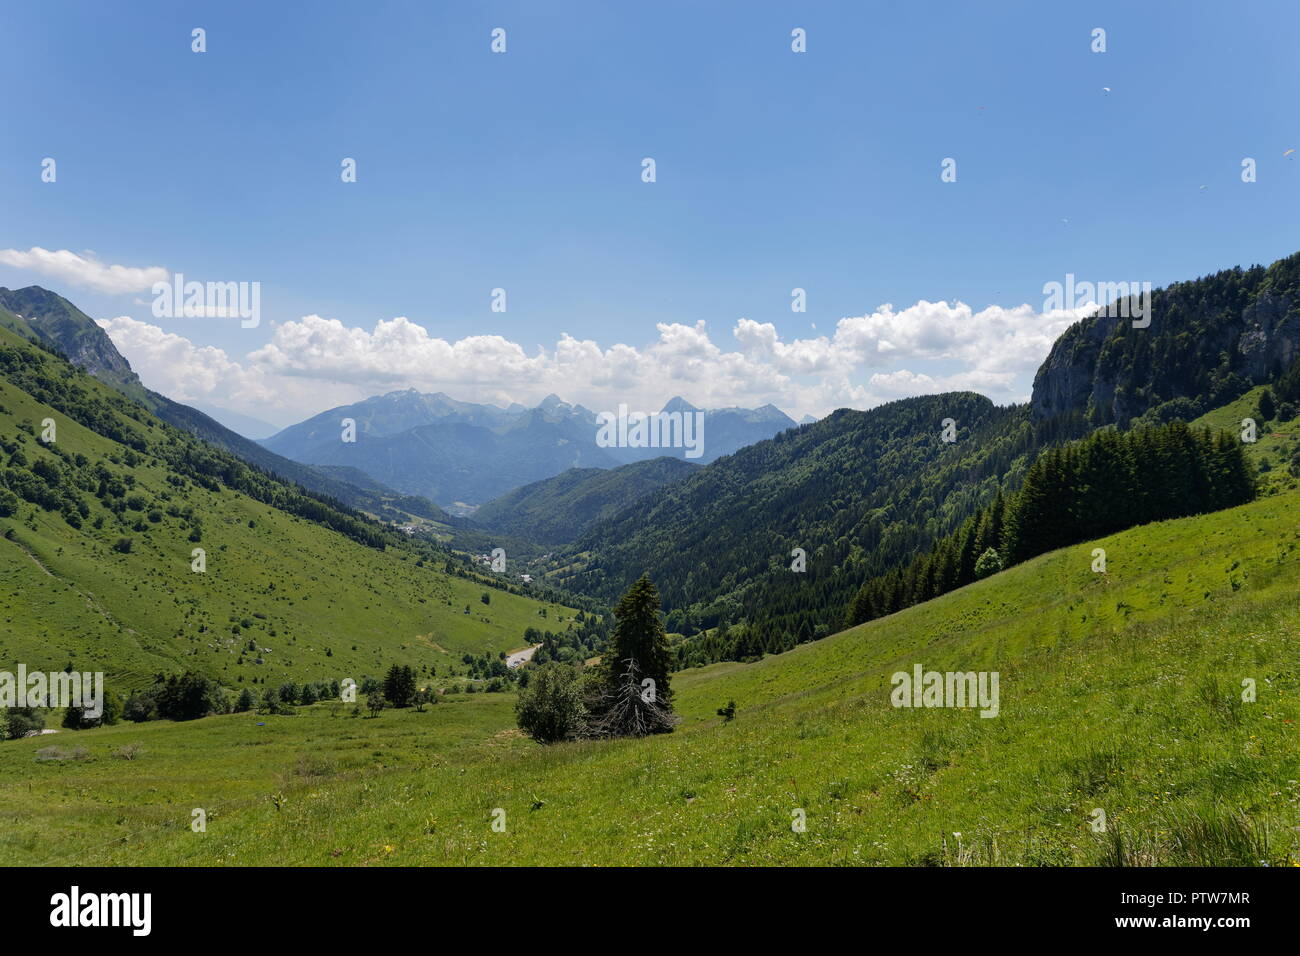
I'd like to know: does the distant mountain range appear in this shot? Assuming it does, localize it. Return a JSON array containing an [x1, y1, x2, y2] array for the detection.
[[0, 283, 796, 518], [261, 389, 796, 506]]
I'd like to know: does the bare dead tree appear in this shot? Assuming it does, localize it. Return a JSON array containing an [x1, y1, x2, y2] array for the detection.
[[583, 658, 679, 739]]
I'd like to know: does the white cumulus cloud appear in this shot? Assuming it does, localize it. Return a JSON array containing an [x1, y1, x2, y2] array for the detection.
[[0, 247, 168, 295], [98, 299, 1090, 425]]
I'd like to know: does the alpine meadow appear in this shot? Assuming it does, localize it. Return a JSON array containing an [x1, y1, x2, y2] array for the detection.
[[1, 1, 1297, 936]]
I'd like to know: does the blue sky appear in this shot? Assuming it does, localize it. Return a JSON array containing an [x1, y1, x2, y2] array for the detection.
[[2, 0, 1298, 427]]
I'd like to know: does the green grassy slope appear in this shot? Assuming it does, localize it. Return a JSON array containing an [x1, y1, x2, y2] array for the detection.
[[0, 304, 43, 345], [4, 489, 1295, 865], [1192, 384, 1300, 493], [0, 336, 575, 694]]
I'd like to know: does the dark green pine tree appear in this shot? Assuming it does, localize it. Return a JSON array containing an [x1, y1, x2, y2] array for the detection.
[[901, 557, 922, 605], [1002, 454, 1056, 564], [383, 663, 416, 707], [605, 574, 674, 702], [1055, 445, 1084, 548], [955, 517, 980, 587], [1075, 428, 1137, 537], [989, 489, 1007, 551], [1211, 429, 1256, 509], [1258, 387, 1276, 422], [1152, 423, 1198, 520], [1276, 357, 1300, 404], [1126, 428, 1159, 521], [885, 568, 905, 614], [971, 507, 993, 559], [1186, 428, 1218, 514], [933, 538, 959, 595], [845, 583, 875, 627]]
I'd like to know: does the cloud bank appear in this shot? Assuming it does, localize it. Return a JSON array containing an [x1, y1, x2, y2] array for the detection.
[[99, 300, 1088, 426], [0, 247, 168, 295], [0, 245, 1088, 424]]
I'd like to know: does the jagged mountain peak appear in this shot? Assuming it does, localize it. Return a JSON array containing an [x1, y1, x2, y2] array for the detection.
[[661, 395, 700, 414]]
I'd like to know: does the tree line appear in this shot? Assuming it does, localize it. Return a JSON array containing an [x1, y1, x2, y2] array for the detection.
[[846, 421, 1256, 626]]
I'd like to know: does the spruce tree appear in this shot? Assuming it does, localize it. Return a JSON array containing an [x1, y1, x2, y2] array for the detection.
[[956, 517, 979, 586], [987, 489, 1006, 556], [383, 664, 416, 707], [605, 574, 674, 703], [1003, 456, 1051, 564], [1258, 388, 1276, 422], [846, 583, 876, 627]]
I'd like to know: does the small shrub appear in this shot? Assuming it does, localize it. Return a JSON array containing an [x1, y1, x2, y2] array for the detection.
[[515, 664, 585, 743]]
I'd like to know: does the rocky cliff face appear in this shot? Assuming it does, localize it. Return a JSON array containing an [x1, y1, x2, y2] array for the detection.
[[1238, 290, 1300, 377], [0, 286, 146, 396], [1030, 256, 1300, 424], [1030, 311, 1118, 422]]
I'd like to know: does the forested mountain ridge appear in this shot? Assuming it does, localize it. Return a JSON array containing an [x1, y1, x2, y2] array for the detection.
[[549, 392, 1043, 642], [1032, 251, 1300, 426], [472, 456, 698, 544]]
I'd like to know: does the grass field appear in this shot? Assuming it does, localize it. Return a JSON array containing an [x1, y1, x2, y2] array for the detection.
[[3, 487, 1296, 865]]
